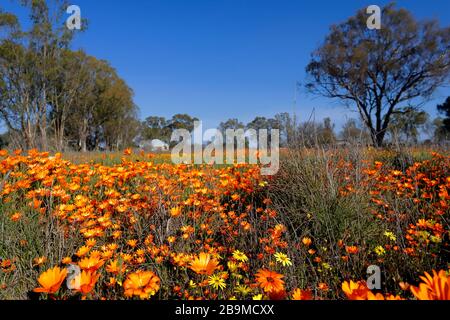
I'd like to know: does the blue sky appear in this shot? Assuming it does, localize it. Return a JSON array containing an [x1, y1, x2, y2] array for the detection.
[[2, 0, 450, 132]]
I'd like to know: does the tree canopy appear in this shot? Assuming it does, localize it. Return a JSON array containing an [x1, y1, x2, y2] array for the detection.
[[0, 0, 138, 151], [306, 3, 450, 146]]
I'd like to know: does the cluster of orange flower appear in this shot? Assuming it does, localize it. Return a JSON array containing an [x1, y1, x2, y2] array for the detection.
[[0, 149, 292, 299], [361, 153, 449, 255], [0, 258, 16, 274], [0, 149, 449, 300], [343, 270, 450, 300]]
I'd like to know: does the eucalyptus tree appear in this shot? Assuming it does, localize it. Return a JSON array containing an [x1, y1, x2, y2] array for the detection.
[[306, 4, 450, 146]]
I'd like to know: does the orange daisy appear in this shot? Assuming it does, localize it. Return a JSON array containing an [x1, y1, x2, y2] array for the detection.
[[255, 269, 285, 293], [34, 266, 67, 294], [123, 270, 161, 299], [78, 256, 104, 272], [189, 253, 220, 276], [410, 270, 450, 300], [292, 288, 313, 300], [342, 280, 369, 300], [71, 271, 100, 296]]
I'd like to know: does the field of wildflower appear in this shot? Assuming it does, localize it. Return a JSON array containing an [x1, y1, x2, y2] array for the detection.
[[0, 148, 449, 300]]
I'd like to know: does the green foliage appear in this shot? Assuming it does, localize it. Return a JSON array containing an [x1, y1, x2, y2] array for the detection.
[[141, 114, 199, 143], [0, 0, 139, 152], [388, 107, 430, 144], [437, 97, 450, 135]]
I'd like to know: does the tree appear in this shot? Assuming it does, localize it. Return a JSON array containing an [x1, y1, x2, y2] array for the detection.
[[274, 112, 296, 146], [432, 117, 449, 143], [340, 118, 370, 144], [218, 118, 244, 133], [64, 54, 137, 151], [437, 96, 450, 134], [320, 117, 336, 145], [246, 116, 281, 146], [49, 49, 91, 151], [306, 4, 450, 147], [0, 0, 76, 150], [167, 114, 199, 132], [1, 1, 139, 152], [297, 118, 336, 147], [388, 107, 429, 144], [142, 116, 170, 142]]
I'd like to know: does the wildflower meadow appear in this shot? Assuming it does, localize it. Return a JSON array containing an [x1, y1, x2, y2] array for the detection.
[[0, 148, 448, 300]]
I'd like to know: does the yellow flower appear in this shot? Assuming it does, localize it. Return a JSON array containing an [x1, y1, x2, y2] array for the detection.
[[208, 274, 226, 290], [274, 252, 292, 267], [384, 231, 397, 242], [252, 294, 264, 300], [234, 284, 252, 296], [232, 250, 248, 262], [430, 235, 442, 243], [227, 261, 238, 272], [374, 246, 386, 256], [322, 262, 332, 270]]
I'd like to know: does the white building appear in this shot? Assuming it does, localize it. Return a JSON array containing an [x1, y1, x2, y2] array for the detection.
[[139, 139, 169, 152]]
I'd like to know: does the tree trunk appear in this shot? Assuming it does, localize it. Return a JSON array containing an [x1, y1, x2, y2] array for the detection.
[[374, 131, 386, 147], [55, 122, 65, 152], [79, 118, 88, 152]]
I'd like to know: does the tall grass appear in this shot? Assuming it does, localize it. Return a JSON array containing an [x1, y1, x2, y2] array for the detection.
[[268, 146, 449, 298]]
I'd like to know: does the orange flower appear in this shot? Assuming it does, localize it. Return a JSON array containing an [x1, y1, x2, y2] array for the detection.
[[292, 288, 313, 300], [76, 246, 91, 258], [78, 256, 104, 272], [302, 237, 312, 247], [342, 280, 369, 300], [106, 260, 126, 274], [10, 212, 22, 222], [255, 269, 285, 293], [34, 267, 67, 294], [399, 282, 410, 291], [410, 270, 450, 300], [85, 239, 97, 247], [127, 239, 138, 248], [189, 253, 219, 276], [71, 271, 100, 295], [123, 270, 161, 299], [62, 257, 73, 265], [170, 207, 182, 217], [318, 283, 329, 291], [33, 256, 47, 267], [367, 292, 386, 300], [367, 292, 404, 300], [345, 246, 359, 254]]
